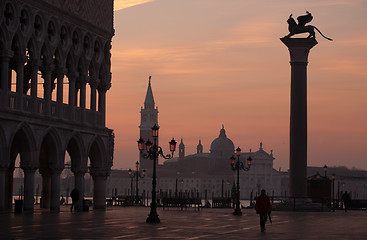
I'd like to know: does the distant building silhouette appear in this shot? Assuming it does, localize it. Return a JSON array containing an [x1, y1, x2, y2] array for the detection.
[[139, 77, 158, 173], [134, 78, 286, 199]]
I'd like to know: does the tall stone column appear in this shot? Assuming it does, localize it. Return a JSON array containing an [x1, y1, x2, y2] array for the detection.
[[0, 50, 13, 107], [0, 166, 7, 211], [91, 169, 109, 210], [281, 38, 318, 198], [23, 168, 36, 211], [41, 172, 51, 208], [73, 171, 85, 210], [50, 169, 61, 212]]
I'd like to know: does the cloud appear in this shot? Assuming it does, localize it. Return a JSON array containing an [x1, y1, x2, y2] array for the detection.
[[114, 0, 154, 11]]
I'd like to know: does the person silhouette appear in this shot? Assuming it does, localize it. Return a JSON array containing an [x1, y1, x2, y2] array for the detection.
[[60, 195, 65, 205], [341, 191, 351, 212], [70, 188, 80, 212], [255, 189, 272, 232]]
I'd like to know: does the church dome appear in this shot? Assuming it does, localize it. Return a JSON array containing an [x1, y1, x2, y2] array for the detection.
[[210, 125, 235, 157]]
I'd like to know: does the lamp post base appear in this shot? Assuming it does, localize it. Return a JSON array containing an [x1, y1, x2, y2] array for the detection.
[[233, 208, 242, 216], [146, 213, 160, 223]]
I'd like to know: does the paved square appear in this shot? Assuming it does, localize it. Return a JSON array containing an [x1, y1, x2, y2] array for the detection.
[[1, 206, 366, 239]]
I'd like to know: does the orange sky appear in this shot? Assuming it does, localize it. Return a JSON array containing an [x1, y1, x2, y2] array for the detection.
[[109, 0, 367, 171]]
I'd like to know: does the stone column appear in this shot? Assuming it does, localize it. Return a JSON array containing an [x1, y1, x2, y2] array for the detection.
[[67, 73, 78, 120], [41, 64, 53, 116], [15, 56, 27, 110], [0, 166, 8, 211], [90, 80, 97, 112], [79, 74, 87, 122], [50, 169, 62, 212], [281, 37, 318, 198], [73, 171, 86, 210], [56, 68, 65, 118], [0, 50, 13, 107], [30, 61, 41, 113], [41, 172, 51, 209], [23, 168, 36, 211], [91, 169, 109, 210], [98, 88, 106, 126]]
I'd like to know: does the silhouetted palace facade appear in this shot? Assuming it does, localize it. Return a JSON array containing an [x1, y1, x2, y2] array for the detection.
[[0, 0, 114, 212]]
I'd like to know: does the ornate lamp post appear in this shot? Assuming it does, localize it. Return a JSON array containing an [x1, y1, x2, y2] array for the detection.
[[129, 161, 146, 205], [230, 147, 252, 215], [137, 124, 177, 223]]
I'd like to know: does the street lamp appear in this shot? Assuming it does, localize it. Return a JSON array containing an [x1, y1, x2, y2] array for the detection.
[[230, 147, 252, 215], [137, 124, 177, 223], [128, 161, 146, 205], [323, 165, 328, 177]]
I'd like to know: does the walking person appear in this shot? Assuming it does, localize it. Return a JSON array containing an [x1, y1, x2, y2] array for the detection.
[[341, 191, 351, 212], [255, 189, 272, 232], [70, 188, 80, 212]]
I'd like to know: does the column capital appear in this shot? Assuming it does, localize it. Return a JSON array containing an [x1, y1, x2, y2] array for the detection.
[[54, 67, 67, 77], [98, 81, 111, 92], [280, 37, 318, 63], [0, 49, 14, 59], [89, 77, 100, 88], [28, 59, 42, 69], [49, 167, 63, 175], [13, 54, 28, 66], [22, 168, 37, 174], [40, 64, 55, 76], [0, 161, 10, 169], [71, 167, 88, 175], [20, 162, 38, 172], [90, 167, 110, 179], [67, 72, 79, 82]]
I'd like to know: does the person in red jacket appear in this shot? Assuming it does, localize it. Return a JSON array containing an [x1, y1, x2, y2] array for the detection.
[[255, 189, 272, 232]]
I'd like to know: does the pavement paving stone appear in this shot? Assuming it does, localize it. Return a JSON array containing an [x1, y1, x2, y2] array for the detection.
[[1, 206, 366, 239]]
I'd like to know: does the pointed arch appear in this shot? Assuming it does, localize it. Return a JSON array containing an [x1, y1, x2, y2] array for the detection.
[[65, 131, 87, 172], [39, 127, 63, 171], [87, 135, 106, 169], [9, 122, 36, 169], [40, 43, 53, 65]]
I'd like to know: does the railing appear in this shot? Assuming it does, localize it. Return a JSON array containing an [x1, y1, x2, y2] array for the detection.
[[270, 196, 331, 211], [161, 197, 202, 211], [1, 91, 106, 128], [212, 197, 232, 208]]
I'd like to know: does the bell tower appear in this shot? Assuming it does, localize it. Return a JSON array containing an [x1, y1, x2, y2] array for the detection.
[[179, 138, 185, 159], [139, 76, 158, 172]]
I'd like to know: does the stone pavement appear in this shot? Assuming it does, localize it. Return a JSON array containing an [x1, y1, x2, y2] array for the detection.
[[1, 206, 367, 239]]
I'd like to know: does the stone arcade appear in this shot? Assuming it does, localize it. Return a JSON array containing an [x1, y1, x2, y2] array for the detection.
[[0, 0, 114, 212]]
